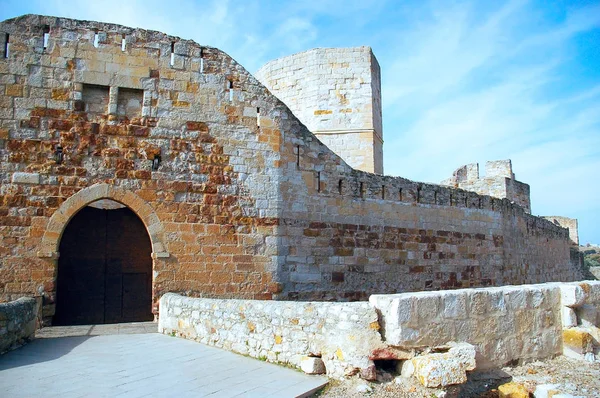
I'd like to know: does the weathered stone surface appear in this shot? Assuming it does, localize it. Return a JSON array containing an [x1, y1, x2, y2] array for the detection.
[[562, 327, 593, 359], [11, 172, 40, 184], [410, 343, 476, 388], [300, 356, 326, 374], [158, 293, 384, 379], [560, 285, 587, 308], [562, 306, 577, 328], [256, 47, 383, 174], [370, 284, 565, 369], [441, 160, 531, 213], [0, 297, 39, 354], [498, 382, 530, 398]]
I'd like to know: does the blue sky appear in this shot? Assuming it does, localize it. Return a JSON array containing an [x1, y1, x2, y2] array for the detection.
[[2, 0, 599, 245]]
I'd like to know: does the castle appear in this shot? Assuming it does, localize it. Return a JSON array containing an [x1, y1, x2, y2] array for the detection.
[[0, 15, 583, 325]]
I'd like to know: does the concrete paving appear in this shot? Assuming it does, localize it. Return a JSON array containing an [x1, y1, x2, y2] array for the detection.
[[0, 323, 328, 397]]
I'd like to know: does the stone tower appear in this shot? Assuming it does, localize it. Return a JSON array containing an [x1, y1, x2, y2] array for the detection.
[[256, 47, 383, 174]]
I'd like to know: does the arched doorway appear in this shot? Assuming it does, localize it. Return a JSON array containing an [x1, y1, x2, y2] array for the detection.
[[53, 201, 153, 325]]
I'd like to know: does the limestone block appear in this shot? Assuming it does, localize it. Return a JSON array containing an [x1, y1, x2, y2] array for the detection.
[[11, 172, 40, 184], [562, 327, 593, 359], [561, 307, 577, 328], [499, 382, 529, 398], [300, 356, 325, 374], [560, 285, 586, 308], [411, 343, 476, 388]]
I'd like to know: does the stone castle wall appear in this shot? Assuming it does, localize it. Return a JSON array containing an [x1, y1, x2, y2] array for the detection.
[[542, 216, 579, 245], [442, 160, 531, 213], [0, 15, 583, 321], [255, 47, 383, 174], [0, 14, 288, 316]]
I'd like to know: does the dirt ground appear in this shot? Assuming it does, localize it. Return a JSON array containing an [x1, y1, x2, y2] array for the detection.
[[315, 355, 600, 398]]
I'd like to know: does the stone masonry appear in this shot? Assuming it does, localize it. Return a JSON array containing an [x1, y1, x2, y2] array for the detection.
[[256, 47, 383, 174], [0, 15, 584, 323], [542, 216, 579, 245], [441, 160, 531, 213]]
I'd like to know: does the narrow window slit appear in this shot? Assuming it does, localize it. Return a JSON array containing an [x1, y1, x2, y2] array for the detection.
[[399, 188, 402, 201], [3, 33, 8, 58], [434, 191, 437, 204], [478, 198, 482, 209], [382, 185, 385, 200], [449, 193, 453, 206], [42, 25, 50, 50], [199, 48, 204, 73], [416, 186, 421, 203], [360, 182, 365, 199], [93, 31, 100, 48], [228, 80, 234, 101], [296, 145, 300, 169], [121, 35, 126, 51], [317, 172, 321, 192], [338, 179, 343, 195], [256, 107, 260, 127], [170, 42, 175, 66]]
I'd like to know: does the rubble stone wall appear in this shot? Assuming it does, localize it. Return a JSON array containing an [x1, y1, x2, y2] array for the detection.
[[0, 296, 39, 353], [158, 292, 383, 378]]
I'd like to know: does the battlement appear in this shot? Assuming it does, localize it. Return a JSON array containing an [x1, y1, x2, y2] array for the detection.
[[441, 160, 530, 213]]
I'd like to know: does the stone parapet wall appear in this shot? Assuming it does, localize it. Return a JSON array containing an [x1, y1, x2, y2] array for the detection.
[[158, 293, 384, 378], [0, 296, 39, 353]]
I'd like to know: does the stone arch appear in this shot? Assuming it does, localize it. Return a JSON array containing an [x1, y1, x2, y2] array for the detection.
[[38, 183, 168, 258]]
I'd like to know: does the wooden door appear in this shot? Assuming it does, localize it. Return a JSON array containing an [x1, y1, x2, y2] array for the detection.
[[54, 206, 152, 325]]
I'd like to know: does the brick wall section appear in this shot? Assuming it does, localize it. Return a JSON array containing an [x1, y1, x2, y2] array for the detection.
[[0, 15, 582, 318]]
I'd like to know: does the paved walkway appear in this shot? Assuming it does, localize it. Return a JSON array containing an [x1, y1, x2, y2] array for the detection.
[[0, 323, 327, 397]]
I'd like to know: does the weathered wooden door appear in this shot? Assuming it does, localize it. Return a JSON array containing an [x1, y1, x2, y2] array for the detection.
[[54, 206, 153, 325]]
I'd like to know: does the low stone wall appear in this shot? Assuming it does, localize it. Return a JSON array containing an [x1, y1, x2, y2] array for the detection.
[[0, 297, 39, 354], [158, 293, 384, 378], [160, 281, 600, 380]]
